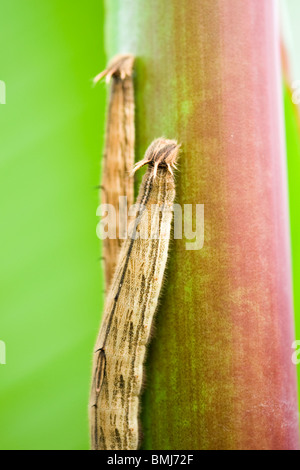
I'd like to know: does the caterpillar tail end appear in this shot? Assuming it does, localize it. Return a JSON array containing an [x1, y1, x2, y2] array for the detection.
[[132, 138, 180, 177], [93, 54, 135, 85]]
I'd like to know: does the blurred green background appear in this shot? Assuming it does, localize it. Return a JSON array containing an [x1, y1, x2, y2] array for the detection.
[[0, 0, 105, 450], [0, 0, 300, 451]]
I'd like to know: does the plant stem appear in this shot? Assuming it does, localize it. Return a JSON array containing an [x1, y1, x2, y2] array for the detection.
[[104, 0, 299, 450]]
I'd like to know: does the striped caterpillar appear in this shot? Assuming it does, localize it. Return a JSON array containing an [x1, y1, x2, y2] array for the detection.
[[94, 54, 135, 289], [90, 139, 179, 450]]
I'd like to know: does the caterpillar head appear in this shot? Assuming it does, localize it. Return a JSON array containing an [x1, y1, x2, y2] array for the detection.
[[132, 138, 180, 178], [93, 54, 135, 84]]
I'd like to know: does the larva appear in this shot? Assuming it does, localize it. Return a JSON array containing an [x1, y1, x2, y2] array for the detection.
[[95, 54, 135, 289], [90, 138, 180, 450]]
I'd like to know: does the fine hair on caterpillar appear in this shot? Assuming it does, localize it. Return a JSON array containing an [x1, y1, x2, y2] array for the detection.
[[94, 54, 135, 289], [90, 138, 180, 450]]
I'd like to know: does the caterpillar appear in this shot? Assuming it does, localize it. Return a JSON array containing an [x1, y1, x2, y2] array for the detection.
[[94, 54, 135, 289], [90, 138, 179, 450]]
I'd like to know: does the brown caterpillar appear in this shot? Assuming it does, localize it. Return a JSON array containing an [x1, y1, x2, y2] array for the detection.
[[95, 54, 135, 289], [90, 138, 179, 450]]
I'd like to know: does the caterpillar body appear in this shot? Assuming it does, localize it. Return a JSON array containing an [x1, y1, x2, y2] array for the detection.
[[95, 55, 135, 289], [90, 138, 179, 450]]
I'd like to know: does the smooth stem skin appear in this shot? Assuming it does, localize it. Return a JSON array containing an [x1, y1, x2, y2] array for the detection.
[[104, 0, 300, 450]]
